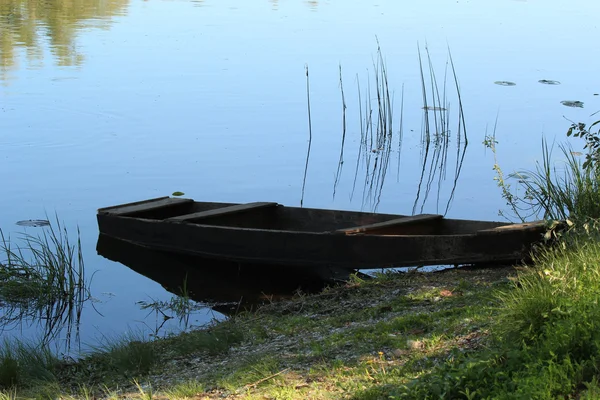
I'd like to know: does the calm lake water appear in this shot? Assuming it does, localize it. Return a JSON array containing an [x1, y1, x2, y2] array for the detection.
[[1, 0, 598, 354]]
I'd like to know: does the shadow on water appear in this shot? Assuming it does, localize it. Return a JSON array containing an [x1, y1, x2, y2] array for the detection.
[[0, 221, 91, 354], [96, 234, 355, 320], [331, 44, 467, 214]]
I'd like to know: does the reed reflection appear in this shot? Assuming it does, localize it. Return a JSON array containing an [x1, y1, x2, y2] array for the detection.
[[332, 44, 467, 214], [0, 221, 92, 354]]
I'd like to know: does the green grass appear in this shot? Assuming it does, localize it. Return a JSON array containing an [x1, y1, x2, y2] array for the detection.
[[486, 119, 600, 223], [0, 339, 59, 390], [82, 331, 158, 382], [513, 139, 600, 222], [373, 228, 600, 399], [164, 380, 205, 398], [0, 219, 88, 347], [4, 254, 592, 399]]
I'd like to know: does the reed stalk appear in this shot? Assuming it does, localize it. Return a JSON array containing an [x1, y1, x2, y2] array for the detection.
[[0, 218, 89, 349]]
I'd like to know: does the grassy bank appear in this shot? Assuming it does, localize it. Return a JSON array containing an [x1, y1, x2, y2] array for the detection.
[[3, 223, 600, 398], [0, 264, 517, 399], [5, 231, 600, 400], [4, 227, 600, 399]]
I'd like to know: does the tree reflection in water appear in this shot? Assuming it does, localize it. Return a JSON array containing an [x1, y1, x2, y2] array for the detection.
[[0, 0, 129, 80]]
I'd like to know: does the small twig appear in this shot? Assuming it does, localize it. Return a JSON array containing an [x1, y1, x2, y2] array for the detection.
[[244, 368, 290, 389]]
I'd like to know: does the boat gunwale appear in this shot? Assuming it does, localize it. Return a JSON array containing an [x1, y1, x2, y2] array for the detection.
[[98, 213, 544, 238]]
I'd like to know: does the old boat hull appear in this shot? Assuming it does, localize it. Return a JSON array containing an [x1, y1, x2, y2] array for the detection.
[[96, 197, 546, 270]]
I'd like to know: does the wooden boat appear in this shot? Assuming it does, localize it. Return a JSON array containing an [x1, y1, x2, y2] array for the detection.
[[96, 196, 547, 270]]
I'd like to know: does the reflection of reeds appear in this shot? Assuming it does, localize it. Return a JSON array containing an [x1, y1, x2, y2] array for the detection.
[[0, 219, 89, 351], [137, 277, 203, 337], [301, 64, 313, 207], [338, 42, 398, 211], [412, 44, 467, 215], [334, 43, 467, 215], [333, 65, 347, 198]]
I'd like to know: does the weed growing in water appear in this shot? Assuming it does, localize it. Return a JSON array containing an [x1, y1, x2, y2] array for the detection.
[[334, 43, 467, 214], [0, 218, 90, 350], [485, 118, 600, 223], [136, 277, 205, 336]]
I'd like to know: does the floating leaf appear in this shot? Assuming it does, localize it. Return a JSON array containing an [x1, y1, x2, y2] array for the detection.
[[538, 79, 561, 85], [561, 100, 584, 108], [16, 219, 50, 227], [172, 191, 185, 196], [494, 81, 516, 86]]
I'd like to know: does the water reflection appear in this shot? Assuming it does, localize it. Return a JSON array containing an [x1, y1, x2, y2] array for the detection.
[[194, 0, 320, 10], [96, 234, 351, 322], [332, 45, 467, 215], [0, 222, 92, 354], [0, 0, 128, 80]]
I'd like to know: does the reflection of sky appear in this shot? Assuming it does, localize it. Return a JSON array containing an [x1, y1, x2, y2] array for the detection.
[[1, 0, 599, 351]]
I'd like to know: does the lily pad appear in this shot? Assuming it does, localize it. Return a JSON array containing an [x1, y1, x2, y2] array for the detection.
[[494, 81, 516, 86], [16, 219, 50, 227], [561, 100, 584, 108], [172, 191, 185, 197], [422, 106, 447, 111], [538, 79, 561, 85]]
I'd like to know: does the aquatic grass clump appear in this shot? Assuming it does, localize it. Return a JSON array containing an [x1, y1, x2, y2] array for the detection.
[[334, 43, 467, 214], [488, 118, 600, 224], [510, 139, 600, 222], [136, 277, 205, 336], [0, 219, 88, 347]]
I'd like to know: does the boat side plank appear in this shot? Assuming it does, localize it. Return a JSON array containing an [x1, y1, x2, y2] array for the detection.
[[337, 213, 443, 235], [167, 202, 278, 222], [98, 197, 194, 215], [477, 220, 546, 234]]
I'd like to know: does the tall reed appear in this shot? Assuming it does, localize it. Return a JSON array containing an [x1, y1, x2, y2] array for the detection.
[[488, 133, 600, 223], [335, 43, 466, 214], [412, 44, 467, 215], [0, 218, 89, 349]]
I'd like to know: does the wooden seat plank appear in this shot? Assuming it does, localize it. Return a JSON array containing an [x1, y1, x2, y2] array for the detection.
[[337, 213, 443, 235], [98, 197, 194, 216], [167, 202, 278, 222]]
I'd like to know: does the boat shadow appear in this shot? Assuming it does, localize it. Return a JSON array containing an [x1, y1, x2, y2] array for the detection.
[[96, 234, 357, 315]]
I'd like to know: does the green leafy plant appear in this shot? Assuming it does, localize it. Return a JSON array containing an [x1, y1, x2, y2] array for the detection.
[[485, 119, 600, 224], [567, 119, 600, 171]]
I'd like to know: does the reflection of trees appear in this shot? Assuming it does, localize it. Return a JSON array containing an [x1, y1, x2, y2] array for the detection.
[[0, 0, 129, 79]]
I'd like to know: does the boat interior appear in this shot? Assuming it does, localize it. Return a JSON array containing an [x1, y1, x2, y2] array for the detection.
[[99, 197, 513, 235]]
